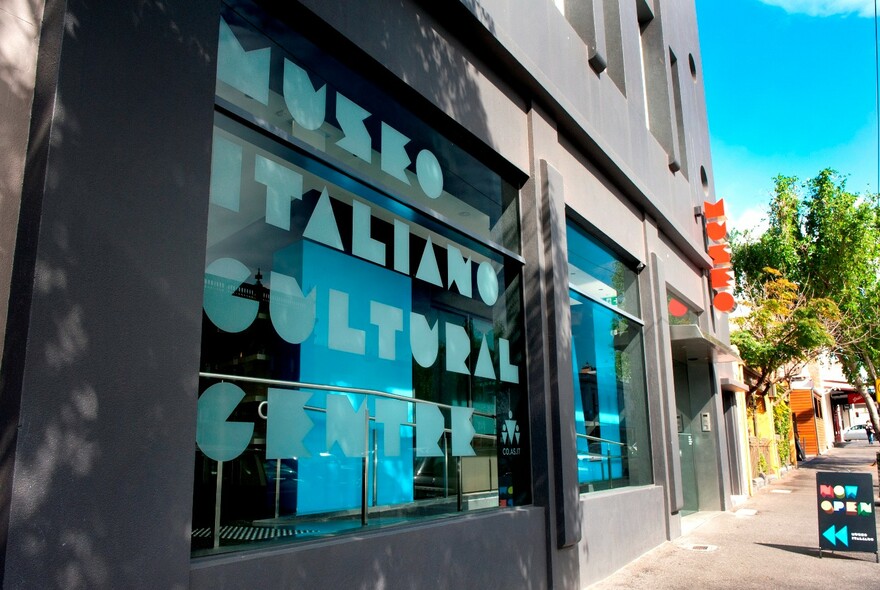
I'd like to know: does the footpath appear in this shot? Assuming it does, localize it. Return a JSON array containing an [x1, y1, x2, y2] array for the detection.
[[588, 442, 880, 589]]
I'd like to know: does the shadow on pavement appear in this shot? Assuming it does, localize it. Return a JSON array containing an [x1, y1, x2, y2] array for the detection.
[[797, 443, 880, 474], [755, 542, 863, 561]]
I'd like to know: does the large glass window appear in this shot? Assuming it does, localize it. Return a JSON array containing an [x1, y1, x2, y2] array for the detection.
[[567, 222, 651, 492], [191, 3, 529, 556]]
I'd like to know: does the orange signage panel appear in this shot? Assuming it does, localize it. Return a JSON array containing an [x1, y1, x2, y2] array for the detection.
[[703, 199, 737, 313]]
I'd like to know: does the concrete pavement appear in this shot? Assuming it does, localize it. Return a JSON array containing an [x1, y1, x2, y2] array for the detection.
[[587, 442, 880, 589]]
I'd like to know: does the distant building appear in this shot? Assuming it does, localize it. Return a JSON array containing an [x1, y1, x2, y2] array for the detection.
[[791, 357, 864, 453], [0, 1, 741, 588], [740, 365, 793, 492]]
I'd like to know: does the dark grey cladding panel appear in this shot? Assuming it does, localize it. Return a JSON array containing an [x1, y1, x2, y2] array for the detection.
[[191, 508, 549, 590], [649, 251, 684, 515], [538, 160, 582, 549], [2, 1, 219, 588]]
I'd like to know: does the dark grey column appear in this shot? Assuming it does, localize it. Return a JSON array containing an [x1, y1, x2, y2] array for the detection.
[[521, 157, 581, 588], [1, 1, 219, 588], [645, 251, 684, 518], [0, 0, 62, 582]]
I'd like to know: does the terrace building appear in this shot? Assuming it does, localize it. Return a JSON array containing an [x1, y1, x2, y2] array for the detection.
[[0, 1, 743, 587]]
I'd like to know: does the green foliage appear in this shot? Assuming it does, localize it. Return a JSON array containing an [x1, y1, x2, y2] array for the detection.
[[729, 269, 838, 393], [731, 169, 880, 400], [757, 453, 768, 475], [774, 402, 792, 465], [730, 175, 804, 299], [732, 170, 880, 304]]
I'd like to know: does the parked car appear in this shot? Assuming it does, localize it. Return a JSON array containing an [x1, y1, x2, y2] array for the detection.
[[843, 424, 868, 441]]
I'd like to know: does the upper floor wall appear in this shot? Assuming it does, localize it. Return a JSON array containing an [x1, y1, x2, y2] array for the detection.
[[469, 0, 715, 265], [297, 0, 716, 272]]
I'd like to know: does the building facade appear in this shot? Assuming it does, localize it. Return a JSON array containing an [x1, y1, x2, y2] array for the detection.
[[0, 1, 742, 588], [791, 360, 858, 452]]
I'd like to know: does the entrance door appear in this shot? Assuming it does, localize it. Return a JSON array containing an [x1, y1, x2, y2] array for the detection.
[[673, 360, 699, 514], [672, 359, 723, 513], [722, 391, 743, 496], [678, 431, 699, 514]]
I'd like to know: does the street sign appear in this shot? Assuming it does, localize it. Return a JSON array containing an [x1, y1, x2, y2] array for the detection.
[[816, 471, 878, 561]]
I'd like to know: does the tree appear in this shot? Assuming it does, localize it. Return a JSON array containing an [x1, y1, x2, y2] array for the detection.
[[728, 268, 838, 431], [799, 171, 880, 435], [732, 169, 880, 437]]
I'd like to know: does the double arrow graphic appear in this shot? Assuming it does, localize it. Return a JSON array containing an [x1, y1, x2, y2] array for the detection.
[[822, 525, 849, 547]]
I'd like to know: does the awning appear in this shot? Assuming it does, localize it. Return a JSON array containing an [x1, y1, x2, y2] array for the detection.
[[720, 377, 749, 392], [669, 324, 742, 364], [829, 390, 867, 405]]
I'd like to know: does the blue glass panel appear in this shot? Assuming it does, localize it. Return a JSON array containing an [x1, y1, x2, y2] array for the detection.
[[567, 222, 651, 492], [566, 222, 640, 318], [292, 241, 414, 513]]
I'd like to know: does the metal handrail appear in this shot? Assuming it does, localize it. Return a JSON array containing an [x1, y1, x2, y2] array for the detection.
[[575, 438, 627, 490], [201, 370, 501, 545], [575, 432, 626, 446], [199, 371, 496, 419], [577, 451, 617, 460]]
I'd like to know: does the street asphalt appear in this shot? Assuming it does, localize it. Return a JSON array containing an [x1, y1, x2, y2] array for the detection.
[[587, 442, 880, 589]]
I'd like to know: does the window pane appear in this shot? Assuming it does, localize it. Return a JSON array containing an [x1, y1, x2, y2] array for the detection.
[[567, 225, 639, 318], [192, 111, 528, 555], [667, 293, 700, 325], [570, 293, 652, 491], [193, 5, 530, 557], [567, 222, 650, 492], [216, 8, 520, 254]]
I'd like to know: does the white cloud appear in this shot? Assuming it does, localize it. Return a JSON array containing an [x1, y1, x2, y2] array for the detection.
[[757, 0, 875, 17], [727, 203, 770, 236]]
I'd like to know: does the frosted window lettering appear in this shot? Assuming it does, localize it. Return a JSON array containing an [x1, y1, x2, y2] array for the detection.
[[198, 384, 478, 462], [254, 155, 303, 230], [217, 17, 450, 203], [282, 59, 326, 130], [203, 258, 258, 333], [209, 135, 243, 211], [192, 14, 528, 554], [335, 93, 372, 163], [217, 19, 270, 105], [303, 188, 344, 250], [196, 382, 254, 462]]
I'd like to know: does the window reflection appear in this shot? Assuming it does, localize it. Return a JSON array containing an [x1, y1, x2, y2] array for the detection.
[[192, 4, 529, 556], [667, 293, 700, 326], [567, 224, 639, 318], [192, 114, 528, 555], [567, 223, 651, 492]]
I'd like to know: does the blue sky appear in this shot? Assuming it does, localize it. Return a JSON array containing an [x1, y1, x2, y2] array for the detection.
[[696, 0, 878, 233]]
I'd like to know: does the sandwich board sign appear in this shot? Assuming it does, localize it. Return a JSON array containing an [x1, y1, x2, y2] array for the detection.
[[816, 471, 878, 562]]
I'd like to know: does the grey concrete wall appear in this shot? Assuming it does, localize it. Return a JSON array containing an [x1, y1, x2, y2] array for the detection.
[[557, 137, 646, 265], [0, 0, 45, 386], [1, 1, 218, 588], [578, 486, 667, 586], [191, 508, 548, 590], [0, 0, 46, 578], [452, 0, 714, 270], [656, 233, 705, 316], [521, 105, 582, 588], [642, 242, 685, 525]]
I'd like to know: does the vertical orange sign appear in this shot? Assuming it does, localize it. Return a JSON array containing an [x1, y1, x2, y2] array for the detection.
[[704, 199, 736, 313]]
